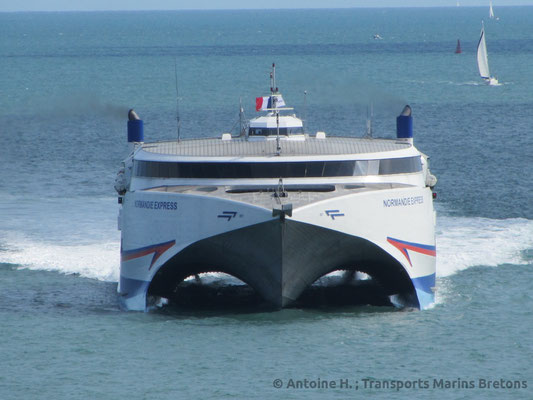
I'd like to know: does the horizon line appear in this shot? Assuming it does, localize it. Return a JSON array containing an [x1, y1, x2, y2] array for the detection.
[[1, 4, 532, 13]]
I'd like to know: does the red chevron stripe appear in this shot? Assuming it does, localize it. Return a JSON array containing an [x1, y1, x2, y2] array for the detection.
[[121, 240, 175, 270], [387, 237, 436, 267]]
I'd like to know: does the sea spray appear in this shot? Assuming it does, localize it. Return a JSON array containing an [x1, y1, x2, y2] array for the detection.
[[1, 216, 530, 287], [436, 216, 533, 277]]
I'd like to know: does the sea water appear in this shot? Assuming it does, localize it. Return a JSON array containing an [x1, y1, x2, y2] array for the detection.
[[1, 7, 532, 399]]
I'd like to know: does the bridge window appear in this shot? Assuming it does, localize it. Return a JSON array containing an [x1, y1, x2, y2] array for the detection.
[[248, 127, 304, 136], [134, 156, 422, 179]]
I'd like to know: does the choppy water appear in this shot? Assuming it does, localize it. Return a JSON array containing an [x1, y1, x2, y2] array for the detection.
[[1, 7, 532, 399]]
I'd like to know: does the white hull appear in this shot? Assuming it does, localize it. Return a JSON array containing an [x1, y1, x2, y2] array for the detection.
[[118, 183, 436, 311], [484, 76, 499, 86]]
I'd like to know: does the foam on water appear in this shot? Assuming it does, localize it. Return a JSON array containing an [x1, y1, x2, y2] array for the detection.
[[1, 216, 531, 286], [0, 231, 120, 282], [436, 216, 533, 277]]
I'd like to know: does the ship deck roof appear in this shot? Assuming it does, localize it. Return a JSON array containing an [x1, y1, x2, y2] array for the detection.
[[140, 136, 411, 158]]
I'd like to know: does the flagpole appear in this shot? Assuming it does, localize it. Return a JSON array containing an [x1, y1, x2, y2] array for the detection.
[[271, 62, 276, 95], [239, 97, 245, 137], [272, 63, 281, 154], [365, 102, 374, 138], [303, 90, 307, 133], [275, 110, 281, 155], [174, 57, 181, 142]]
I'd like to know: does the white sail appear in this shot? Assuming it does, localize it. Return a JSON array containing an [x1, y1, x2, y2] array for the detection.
[[477, 24, 491, 79], [489, 1, 495, 19]]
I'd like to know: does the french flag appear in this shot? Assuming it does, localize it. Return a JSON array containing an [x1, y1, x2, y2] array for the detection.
[[255, 95, 286, 111], [255, 96, 272, 111]]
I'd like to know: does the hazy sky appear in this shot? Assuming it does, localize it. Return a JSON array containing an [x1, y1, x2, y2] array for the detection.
[[2, 0, 533, 12]]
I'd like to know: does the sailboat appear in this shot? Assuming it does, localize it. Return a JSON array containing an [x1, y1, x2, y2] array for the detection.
[[489, 1, 499, 20], [455, 39, 462, 54], [477, 22, 499, 85]]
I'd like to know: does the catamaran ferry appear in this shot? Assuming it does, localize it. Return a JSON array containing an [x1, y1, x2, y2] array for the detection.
[[115, 65, 437, 311]]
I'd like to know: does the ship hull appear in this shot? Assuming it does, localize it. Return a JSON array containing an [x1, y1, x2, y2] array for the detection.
[[118, 185, 436, 311]]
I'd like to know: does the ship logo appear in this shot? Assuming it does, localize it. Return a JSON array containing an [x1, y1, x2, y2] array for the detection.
[[325, 209, 345, 220], [218, 211, 238, 221]]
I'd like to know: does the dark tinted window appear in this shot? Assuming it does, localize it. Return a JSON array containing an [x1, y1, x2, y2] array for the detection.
[[379, 157, 421, 174], [249, 127, 304, 136], [134, 157, 421, 179]]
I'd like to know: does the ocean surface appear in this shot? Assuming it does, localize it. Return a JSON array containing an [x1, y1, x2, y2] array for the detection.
[[1, 7, 532, 399]]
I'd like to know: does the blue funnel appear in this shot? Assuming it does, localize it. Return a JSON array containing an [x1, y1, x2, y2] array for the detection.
[[127, 109, 144, 143], [396, 105, 413, 141]]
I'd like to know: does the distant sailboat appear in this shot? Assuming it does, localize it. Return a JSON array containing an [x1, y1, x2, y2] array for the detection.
[[489, 1, 499, 20], [455, 39, 462, 54], [477, 22, 499, 85]]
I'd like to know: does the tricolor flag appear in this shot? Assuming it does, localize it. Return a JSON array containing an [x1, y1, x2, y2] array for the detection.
[[255, 95, 286, 111], [255, 96, 271, 111]]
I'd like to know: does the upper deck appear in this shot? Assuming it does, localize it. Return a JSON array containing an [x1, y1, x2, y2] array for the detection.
[[137, 136, 413, 161]]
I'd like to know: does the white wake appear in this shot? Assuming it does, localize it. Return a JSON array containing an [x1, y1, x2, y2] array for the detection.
[[0, 216, 531, 284], [436, 216, 532, 278]]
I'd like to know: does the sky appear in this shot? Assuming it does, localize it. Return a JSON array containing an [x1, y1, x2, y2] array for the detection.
[[1, 0, 533, 12]]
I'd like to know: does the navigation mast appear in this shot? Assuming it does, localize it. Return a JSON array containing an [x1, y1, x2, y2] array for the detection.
[[271, 63, 282, 155]]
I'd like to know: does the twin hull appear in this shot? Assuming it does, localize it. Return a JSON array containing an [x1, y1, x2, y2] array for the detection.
[[118, 185, 436, 311]]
